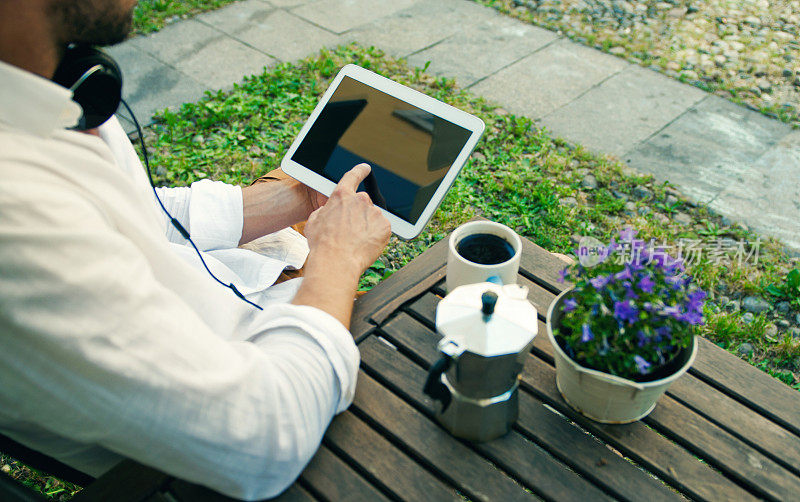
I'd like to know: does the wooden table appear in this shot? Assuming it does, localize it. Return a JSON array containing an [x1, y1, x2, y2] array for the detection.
[[74, 232, 800, 502]]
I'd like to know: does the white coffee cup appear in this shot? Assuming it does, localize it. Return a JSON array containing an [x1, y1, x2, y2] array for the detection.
[[446, 221, 522, 292]]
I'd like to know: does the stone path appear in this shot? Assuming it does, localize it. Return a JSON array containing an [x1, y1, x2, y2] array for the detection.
[[108, 0, 800, 250]]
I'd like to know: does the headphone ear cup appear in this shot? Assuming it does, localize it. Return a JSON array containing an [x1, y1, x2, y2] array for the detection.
[[52, 45, 123, 129]]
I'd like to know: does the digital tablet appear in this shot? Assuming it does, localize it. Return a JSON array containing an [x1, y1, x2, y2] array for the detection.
[[280, 64, 485, 240]]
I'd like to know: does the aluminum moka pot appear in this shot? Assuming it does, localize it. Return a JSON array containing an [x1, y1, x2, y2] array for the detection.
[[423, 282, 538, 442]]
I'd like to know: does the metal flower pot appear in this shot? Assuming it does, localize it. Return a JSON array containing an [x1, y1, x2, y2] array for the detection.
[[546, 289, 698, 424]]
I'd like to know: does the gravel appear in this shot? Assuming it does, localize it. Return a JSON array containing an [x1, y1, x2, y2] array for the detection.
[[582, 174, 599, 190], [738, 342, 754, 356], [776, 301, 791, 314], [742, 312, 755, 323], [742, 295, 772, 313], [633, 186, 653, 200], [674, 212, 692, 225], [492, 0, 800, 127]]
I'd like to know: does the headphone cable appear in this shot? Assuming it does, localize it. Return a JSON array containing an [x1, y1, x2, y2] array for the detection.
[[120, 99, 263, 311]]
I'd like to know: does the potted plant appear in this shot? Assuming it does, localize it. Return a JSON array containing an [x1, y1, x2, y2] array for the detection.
[[546, 228, 705, 423]]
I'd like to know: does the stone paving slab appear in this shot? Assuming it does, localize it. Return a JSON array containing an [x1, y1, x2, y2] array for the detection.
[[196, 0, 275, 35], [709, 130, 800, 249], [623, 95, 789, 206], [540, 64, 707, 157], [406, 8, 558, 88], [291, 0, 420, 34], [345, 0, 490, 59], [131, 19, 276, 91], [204, 8, 340, 62], [106, 43, 206, 126], [471, 38, 628, 119]]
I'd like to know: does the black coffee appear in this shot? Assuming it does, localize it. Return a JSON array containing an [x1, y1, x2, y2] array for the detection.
[[456, 233, 515, 265]]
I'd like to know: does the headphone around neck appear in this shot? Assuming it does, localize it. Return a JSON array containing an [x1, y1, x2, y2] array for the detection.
[[52, 44, 123, 130]]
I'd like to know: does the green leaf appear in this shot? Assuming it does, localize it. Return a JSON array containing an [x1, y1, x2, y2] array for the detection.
[[765, 284, 784, 297], [787, 269, 800, 289]]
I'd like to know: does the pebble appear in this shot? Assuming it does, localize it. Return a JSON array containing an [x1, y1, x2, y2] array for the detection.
[[610, 47, 626, 56], [796, 312, 800, 325], [757, 79, 773, 93], [765, 323, 778, 339], [674, 212, 692, 225], [638, 206, 651, 216], [738, 342, 754, 356], [655, 213, 670, 225], [0, 464, 9, 474], [791, 327, 800, 339], [471, 152, 486, 162], [778, 319, 791, 329], [633, 186, 653, 200], [155, 166, 167, 178], [561, 197, 578, 206], [719, 295, 731, 306], [665, 194, 679, 206], [725, 300, 741, 313], [742, 296, 771, 314], [666, 61, 681, 71], [742, 312, 755, 324], [611, 189, 628, 200], [776, 301, 791, 314], [582, 174, 598, 190]]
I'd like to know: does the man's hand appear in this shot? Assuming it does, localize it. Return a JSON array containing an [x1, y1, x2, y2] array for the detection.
[[304, 164, 391, 275], [292, 164, 391, 327]]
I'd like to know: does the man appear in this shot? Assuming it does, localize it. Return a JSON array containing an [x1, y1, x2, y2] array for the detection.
[[0, 0, 391, 499]]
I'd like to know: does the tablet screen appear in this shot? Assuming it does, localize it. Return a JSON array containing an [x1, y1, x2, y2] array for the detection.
[[291, 76, 473, 224]]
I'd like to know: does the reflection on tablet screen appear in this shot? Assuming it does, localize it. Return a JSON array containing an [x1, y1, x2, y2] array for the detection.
[[291, 76, 472, 224]]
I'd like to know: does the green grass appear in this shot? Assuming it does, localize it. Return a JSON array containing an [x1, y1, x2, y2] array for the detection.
[[132, 0, 238, 35]]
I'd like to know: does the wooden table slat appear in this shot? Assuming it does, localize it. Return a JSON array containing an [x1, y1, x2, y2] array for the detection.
[[272, 485, 318, 502], [351, 371, 538, 502], [378, 313, 682, 502], [362, 332, 679, 501], [351, 237, 450, 331], [643, 395, 800, 501], [689, 336, 800, 436], [666, 370, 800, 476], [521, 358, 760, 502], [298, 445, 392, 502], [322, 411, 459, 501]]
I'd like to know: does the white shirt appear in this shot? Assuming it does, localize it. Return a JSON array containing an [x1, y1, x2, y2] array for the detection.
[[0, 59, 359, 500]]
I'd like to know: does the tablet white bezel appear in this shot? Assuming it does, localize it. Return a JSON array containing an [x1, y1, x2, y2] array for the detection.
[[280, 64, 485, 240]]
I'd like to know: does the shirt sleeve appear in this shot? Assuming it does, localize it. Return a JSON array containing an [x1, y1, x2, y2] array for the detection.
[[0, 182, 358, 500], [156, 180, 244, 251]]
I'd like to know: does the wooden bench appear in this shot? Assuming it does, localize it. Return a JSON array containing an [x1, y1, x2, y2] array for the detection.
[[4, 230, 800, 501]]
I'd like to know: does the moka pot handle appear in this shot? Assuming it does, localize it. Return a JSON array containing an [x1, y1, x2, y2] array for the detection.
[[423, 355, 453, 411]]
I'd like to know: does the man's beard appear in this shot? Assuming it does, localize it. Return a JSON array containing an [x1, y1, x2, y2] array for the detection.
[[50, 0, 135, 47]]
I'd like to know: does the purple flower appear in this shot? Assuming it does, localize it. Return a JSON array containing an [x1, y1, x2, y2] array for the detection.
[[614, 300, 639, 324], [636, 330, 648, 347], [661, 305, 682, 319], [679, 310, 704, 325], [638, 274, 655, 293], [634, 355, 652, 375], [581, 323, 594, 343], [614, 267, 633, 282], [590, 274, 612, 289], [558, 267, 569, 283], [624, 284, 638, 300], [563, 297, 578, 312], [655, 325, 672, 340], [687, 289, 707, 312]]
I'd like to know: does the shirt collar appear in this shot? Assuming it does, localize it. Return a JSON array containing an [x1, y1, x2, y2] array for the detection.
[[0, 59, 82, 137]]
